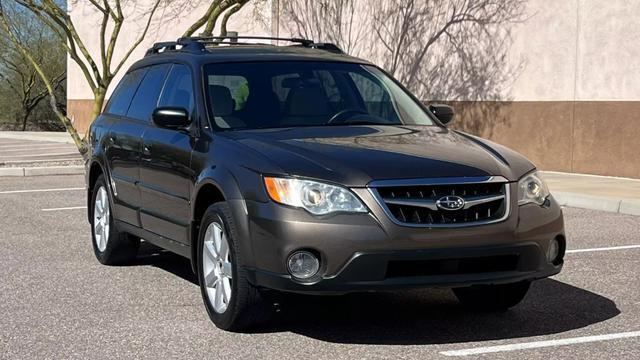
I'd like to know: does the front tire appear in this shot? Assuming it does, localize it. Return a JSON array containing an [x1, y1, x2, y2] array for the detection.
[[197, 202, 271, 331], [453, 281, 530, 311], [90, 174, 140, 265]]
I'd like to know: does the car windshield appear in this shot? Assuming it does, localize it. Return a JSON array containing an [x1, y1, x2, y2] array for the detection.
[[203, 61, 435, 130]]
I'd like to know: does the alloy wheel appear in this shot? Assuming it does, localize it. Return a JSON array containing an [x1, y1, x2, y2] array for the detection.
[[202, 222, 233, 314], [93, 186, 110, 252]]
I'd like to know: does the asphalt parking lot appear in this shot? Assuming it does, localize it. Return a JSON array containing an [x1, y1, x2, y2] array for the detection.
[[0, 174, 638, 359]]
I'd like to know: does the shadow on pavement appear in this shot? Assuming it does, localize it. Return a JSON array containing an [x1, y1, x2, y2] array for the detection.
[[134, 243, 620, 345], [132, 242, 199, 285], [273, 280, 619, 345]]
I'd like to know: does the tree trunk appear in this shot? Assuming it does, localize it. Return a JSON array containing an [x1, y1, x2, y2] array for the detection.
[[21, 111, 29, 131], [49, 95, 86, 156], [90, 89, 106, 125]]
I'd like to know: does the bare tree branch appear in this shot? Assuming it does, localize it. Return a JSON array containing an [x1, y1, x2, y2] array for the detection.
[[0, 1, 84, 150], [2, 0, 253, 147]]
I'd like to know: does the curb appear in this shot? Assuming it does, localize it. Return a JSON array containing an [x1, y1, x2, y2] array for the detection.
[[554, 191, 640, 216], [0, 166, 84, 177]]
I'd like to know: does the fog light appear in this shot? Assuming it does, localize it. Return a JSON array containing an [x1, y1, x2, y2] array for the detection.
[[287, 251, 320, 279], [547, 238, 560, 263]]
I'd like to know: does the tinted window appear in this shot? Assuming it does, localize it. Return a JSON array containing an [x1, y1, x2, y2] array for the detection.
[[105, 69, 146, 116], [159, 64, 194, 112], [208, 75, 249, 110], [350, 72, 399, 122], [203, 62, 434, 130], [127, 64, 170, 121]]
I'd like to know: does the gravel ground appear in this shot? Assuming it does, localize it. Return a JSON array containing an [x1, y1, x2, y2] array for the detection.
[[0, 175, 638, 359], [0, 159, 84, 167], [0, 138, 82, 168]]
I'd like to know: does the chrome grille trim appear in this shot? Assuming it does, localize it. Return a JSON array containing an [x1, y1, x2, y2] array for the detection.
[[367, 176, 509, 188], [368, 177, 511, 228], [382, 193, 506, 211]]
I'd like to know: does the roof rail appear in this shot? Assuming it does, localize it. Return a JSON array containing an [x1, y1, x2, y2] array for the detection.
[[145, 41, 177, 55], [177, 35, 315, 47], [145, 35, 344, 57], [308, 43, 343, 54], [144, 40, 206, 56]]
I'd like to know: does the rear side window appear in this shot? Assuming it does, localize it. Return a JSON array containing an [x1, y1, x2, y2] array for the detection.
[[127, 64, 170, 121], [105, 69, 146, 116], [159, 64, 194, 113]]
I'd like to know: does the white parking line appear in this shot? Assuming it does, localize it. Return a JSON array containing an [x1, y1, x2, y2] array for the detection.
[[42, 206, 87, 212], [440, 331, 640, 357], [566, 244, 640, 253], [0, 187, 84, 194]]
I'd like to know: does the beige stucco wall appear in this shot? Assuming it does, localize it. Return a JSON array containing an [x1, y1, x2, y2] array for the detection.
[[68, 0, 640, 103], [67, 0, 640, 177], [507, 0, 640, 102], [66, 0, 272, 101]]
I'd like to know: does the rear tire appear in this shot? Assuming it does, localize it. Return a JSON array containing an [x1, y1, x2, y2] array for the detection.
[[90, 174, 140, 265], [453, 281, 530, 311], [197, 202, 271, 331]]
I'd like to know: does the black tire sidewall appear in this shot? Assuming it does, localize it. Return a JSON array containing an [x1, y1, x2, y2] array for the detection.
[[90, 174, 139, 265]]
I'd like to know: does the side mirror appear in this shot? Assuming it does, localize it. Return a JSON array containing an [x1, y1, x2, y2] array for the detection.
[[428, 104, 455, 125], [152, 107, 191, 129]]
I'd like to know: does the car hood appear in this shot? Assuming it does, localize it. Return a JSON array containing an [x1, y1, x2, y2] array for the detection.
[[222, 125, 535, 187]]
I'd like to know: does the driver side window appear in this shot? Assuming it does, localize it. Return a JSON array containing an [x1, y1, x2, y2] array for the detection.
[[159, 64, 194, 115]]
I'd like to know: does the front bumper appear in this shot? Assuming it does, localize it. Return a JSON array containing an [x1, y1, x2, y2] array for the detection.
[[239, 187, 565, 294], [247, 242, 562, 294]]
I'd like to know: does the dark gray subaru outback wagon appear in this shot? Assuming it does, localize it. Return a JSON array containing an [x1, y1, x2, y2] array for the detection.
[[86, 36, 565, 331]]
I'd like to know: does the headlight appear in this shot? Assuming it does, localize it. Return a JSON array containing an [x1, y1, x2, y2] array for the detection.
[[263, 177, 367, 215], [517, 171, 550, 206]]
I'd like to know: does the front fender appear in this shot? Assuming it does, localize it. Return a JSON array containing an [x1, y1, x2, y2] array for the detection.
[[191, 165, 261, 270]]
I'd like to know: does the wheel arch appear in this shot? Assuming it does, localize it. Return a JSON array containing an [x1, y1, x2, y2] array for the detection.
[[87, 159, 107, 222], [190, 172, 240, 273]]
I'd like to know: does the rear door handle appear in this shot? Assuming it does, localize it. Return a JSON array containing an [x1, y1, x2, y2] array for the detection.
[[142, 145, 152, 162]]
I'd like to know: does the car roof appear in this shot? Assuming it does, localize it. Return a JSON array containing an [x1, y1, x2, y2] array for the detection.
[[128, 43, 373, 73]]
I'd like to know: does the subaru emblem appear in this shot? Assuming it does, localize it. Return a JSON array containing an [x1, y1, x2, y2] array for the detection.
[[436, 195, 465, 211]]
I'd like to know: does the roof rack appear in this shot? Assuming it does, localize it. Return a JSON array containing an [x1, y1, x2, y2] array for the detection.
[[178, 35, 315, 47], [144, 40, 206, 56], [145, 35, 344, 57]]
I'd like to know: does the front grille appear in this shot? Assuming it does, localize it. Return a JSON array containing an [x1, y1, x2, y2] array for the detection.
[[373, 180, 509, 226]]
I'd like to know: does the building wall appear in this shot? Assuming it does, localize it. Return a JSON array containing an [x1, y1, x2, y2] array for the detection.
[[462, 0, 640, 178], [68, 0, 640, 178]]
